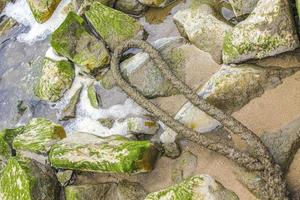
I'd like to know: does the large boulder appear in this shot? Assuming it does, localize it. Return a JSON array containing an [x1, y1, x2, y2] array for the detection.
[[0, 157, 60, 200], [49, 133, 159, 173], [27, 0, 61, 23], [173, 4, 232, 63], [137, 0, 175, 8], [34, 58, 75, 102], [85, 2, 145, 50], [51, 12, 110, 73], [145, 175, 239, 200], [223, 0, 299, 64], [13, 118, 66, 154], [228, 0, 259, 17]]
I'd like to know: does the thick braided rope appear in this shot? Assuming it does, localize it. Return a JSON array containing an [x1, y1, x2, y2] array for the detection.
[[111, 39, 288, 199]]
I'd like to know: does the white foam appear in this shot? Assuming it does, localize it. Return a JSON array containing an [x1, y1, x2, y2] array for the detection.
[[2, 0, 71, 44]]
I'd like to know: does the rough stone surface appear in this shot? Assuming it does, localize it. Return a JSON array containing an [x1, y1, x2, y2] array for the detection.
[[34, 58, 74, 102], [60, 85, 83, 120], [56, 170, 73, 186], [51, 12, 110, 73], [27, 0, 61, 23], [127, 117, 159, 135], [72, 0, 116, 14], [228, 0, 259, 17], [0, 157, 60, 200], [145, 175, 239, 200], [137, 0, 175, 8], [115, 0, 147, 16], [85, 2, 144, 50], [49, 133, 159, 173], [173, 4, 232, 63], [13, 118, 66, 154], [98, 118, 115, 129], [223, 0, 299, 64], [0, 17, 17, 37], [87, 83, 101, 109], [162, 142, 181, 159]]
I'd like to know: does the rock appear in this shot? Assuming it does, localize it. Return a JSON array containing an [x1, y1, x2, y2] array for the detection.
[[49, 133, 159, 173], [0, 157, 60, 200], [0, 16, 17, 37], [115, 0, 147, 16], [162, 142, 181, 159], [65, 180, 147, 200], [198, 64, 295, 113], [98, 118, 115, 129], [137, 0, 175, 8], [260, 118, 300, 171], [60, 85, 83, 120], [87, 83, 101, 108], [234, 167, 268, 199], [27, 0, 62, 23], [223, 0, 299, 64], [171, 151, 197, 183], [72, 0, 116, 14], [0, 133, 11, 171], [0, 126, 25, 148], [127, 117, 159, 135], [51, 12, 110, 73], [145, 175, 239, 200], [173, 4, 232, 63], [56, 170, 73, 186], [85, 2, 145, 50], [0, 0, 8, 13], [34, 58, 75, 102], [297, 0, 300, 20], [228, 0, 259, 17], [13, 118, 66, 154]]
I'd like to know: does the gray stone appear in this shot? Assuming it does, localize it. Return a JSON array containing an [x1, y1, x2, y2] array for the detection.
[[162, 142, 181, 159], [127, 117, 159, 135], [115, 0, 147, 16], [228, 0, 259, 17]]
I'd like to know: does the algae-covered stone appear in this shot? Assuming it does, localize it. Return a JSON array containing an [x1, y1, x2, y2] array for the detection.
[[0, 17, 17, 37], [49, 133, 159, 173], [137, 0, 175, 8], [0, 0, 8, 13], [27, 0, 62, 23], [60, 85, 83, 120], [98, 118, 115, 129], [0, 157, 60, 200], [51, 12, 110, 73], [223, 0, 299, 64], [0, 133, 11, 170], [228, 0, 259, 17], [56, 170, 73, 186], [297, 0, 300, 20], [13, 118, 66, 154], [72, 0, 116, 14], [173, 4, 232, 63], [85, 2, 144, 50], [127, 117, 159, 135], [145, 175, 239, 200], [115, 0, 147, 16], [34, 58, 74, 102], [87, 83, 101, 108]]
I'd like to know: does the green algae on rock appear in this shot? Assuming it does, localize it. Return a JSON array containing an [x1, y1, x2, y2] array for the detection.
[[0, 133, 11, 171], [49, 134, 159, 173], [72, 0, 116, 14], [228, 0, 259, 17], [60, 85, 83, 120], [223, 0, 299, 64], [34, 58, 75, 102], [145, 175, 239, 200], [85, 2, 144, 50], [98, 118, 115, 129], [0, 17, 17, 37], [27, 0, 62, 23], [115, 0, 147, 16], [127, 117, 159, 135], [51, 12, 110, 73], [0, 157, 60, 200], [13, 118, 66, 154], [137, 0, 175, 8], [173, 4, 232, 63], [87, 83, 101, 108]]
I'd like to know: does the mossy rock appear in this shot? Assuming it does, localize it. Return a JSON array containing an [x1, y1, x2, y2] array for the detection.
[[51, 12, 110, 73], [0, 157, 60, 200], [145, 175, 239, 200], [72, 0, 116, 14], [13, 118, 66, 154], [27, 0, 62, 23], [115, 0, 147, 16], [137, 0, 175, 8], [0, 133, 11, 171], [49, 134, 159, 173], [228, 0, 259, 17], [223, 0, 299, 64], [87, 83, 101, 108], [0, 17, 17, 37], [85, 2, 144, 50], [34, 58, 75, 102]]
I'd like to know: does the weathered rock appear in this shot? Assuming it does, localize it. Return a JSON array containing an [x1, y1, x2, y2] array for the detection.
[[127, 117, 159, 135], [137, 0, 175, 8], [72, 0, 116, 14], [162, 142, 181, 159], [0, 133, 11, 171], [27, 0, 62, 23], [98, 118, 115, 129], [85, 2, 144, 50], [60, 85, 83, 120], [297, 0, 300, 20], [0, 0, 8, 13], [173, 4, 232, 63], [49, 133, 159, 173], [87, 83, 101, 108], [260, 118, 300, 171], [228, 0, 259, 17], [0, 126, 25, 148], [65, 180, 147, 200], [223, 0, 299, 64], [34, 58, 75, 102], [115, 0, 147, 16], [13, 118, 66, 154], [0, 157, 60, 200], [51, 12, 110, 73], [0, 16, 17, 37], [56, 170, 73, 186], [145, 175, 239, 200], [171, 151, 197, 183]]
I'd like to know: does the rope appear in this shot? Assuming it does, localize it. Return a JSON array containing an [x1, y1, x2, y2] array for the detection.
[[110, 39, 288, 200]]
